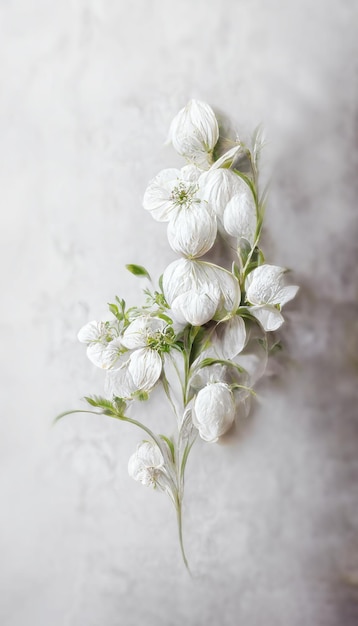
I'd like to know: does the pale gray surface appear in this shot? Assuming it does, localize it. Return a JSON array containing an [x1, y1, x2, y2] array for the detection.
[[1, 1, 358, 624]]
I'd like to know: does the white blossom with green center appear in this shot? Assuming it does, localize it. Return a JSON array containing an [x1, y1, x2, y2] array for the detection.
[[143, 164, 202, 222], [105, 316, 172, 398]]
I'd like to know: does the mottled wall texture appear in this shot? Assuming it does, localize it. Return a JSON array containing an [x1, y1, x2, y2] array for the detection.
[[1, 1, 358, 625]]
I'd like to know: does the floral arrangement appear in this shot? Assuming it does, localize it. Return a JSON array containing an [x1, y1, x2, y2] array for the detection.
[[57, 100, 298, 569]]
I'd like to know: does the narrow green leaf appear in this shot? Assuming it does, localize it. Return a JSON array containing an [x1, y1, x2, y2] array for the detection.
[[156, 312, 173, 325], [231, 383, 257, 397], [125, 264, 151, 281], [108, 303, 123, 320], [160, 435, 175, 462], [194, 357, 246, 374], [84, 395, 117, 412], [233, 169, 257, 203]]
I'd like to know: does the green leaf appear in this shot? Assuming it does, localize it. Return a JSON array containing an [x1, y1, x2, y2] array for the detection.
[[180, 439, 196, 482], [156, 312, 173, 325], [233, 169, 257, 204], [83, 395, 128, 417], [160, 435, 175, 462], [84, 395, 115, 410], [269, 340, 283, 355], [108, 302, 123, 321], [232, 261, 241, 280], [231, 383, 257, 397], [125, 264, 151, 281], [194, 357, 246, 374], [237, 239, 252, 268], [113, 396, 127, 413], [189, 327, 210, 366]]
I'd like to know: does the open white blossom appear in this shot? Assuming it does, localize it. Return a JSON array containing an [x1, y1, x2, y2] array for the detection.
[[163, 258, 240, 326], [199, 168, 247, 222], [245, 264, 299, 331], [168, 99, 219, 169], [223, 187, 257, 245], [143, 164, 202, 222], [105, 316, 168, 398], [192, 382, 235, 442], [167, 200, 217, 258], [128, 441, 166, 488], [77, 320, 122, 369]]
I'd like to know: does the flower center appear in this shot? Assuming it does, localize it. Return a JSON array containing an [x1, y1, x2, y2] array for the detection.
[[146, 327, 175, 353], [170, 181, 199, 208]]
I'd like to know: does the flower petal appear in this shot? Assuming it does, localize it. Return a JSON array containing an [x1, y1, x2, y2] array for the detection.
[[212, 316, 247, 360], [223, 189, 257, 245], [199, 168, 246, 220], [128, 441, 164, 487], [128, 348, 162, 391], [168, 99, 219, 168], [193, 382, 235, 443], [142, 168, 181, 221], [250, 305, 284, 331], [167, 202, 217, 258], [171, 287, 220, 326], [104, 360, 136, 399], [87, 337, 122, 369], [273, 285, 299, 307]]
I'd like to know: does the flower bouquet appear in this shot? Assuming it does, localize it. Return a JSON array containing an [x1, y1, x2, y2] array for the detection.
[[57, 100, 298, 569]]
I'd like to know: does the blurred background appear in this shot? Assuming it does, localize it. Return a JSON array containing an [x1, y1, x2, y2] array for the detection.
[[1, 1, 358, 624]]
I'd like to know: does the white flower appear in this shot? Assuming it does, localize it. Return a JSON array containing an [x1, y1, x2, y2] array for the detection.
[[199, 168, 246, 222], [192, 382, 235, 442], [163, 259, 240, 326], [245, 264, 299, 331], [223, 188, 257, 245], [128, 441, 166, 488], [168, 99, 219, 169], [143, 165, 202, 222], [167, 200, 217, 258], [105, 316, 168, 398], [77, 320, 122, 369]]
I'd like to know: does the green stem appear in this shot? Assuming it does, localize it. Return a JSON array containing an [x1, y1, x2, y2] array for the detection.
[[175, 495, 190, 572]]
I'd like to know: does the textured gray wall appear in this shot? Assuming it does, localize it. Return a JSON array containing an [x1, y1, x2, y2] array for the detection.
[[1, 1, 358, 624]]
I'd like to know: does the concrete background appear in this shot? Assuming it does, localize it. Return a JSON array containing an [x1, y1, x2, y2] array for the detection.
[[1, 1, 358, 624]]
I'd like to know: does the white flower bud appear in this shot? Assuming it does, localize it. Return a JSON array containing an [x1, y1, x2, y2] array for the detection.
[[245, 264, 299, 331], [168, 99, 219, 169], [192, 383, 235, 442], [128, 441, 166, 488], [223, 189, 257, 245], [167, 201, 217, 258], [199, 168, 246, 221], [163, 259, 240, 326]]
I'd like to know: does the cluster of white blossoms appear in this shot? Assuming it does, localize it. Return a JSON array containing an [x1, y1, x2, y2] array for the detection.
[[62, 100, 298, 567]]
